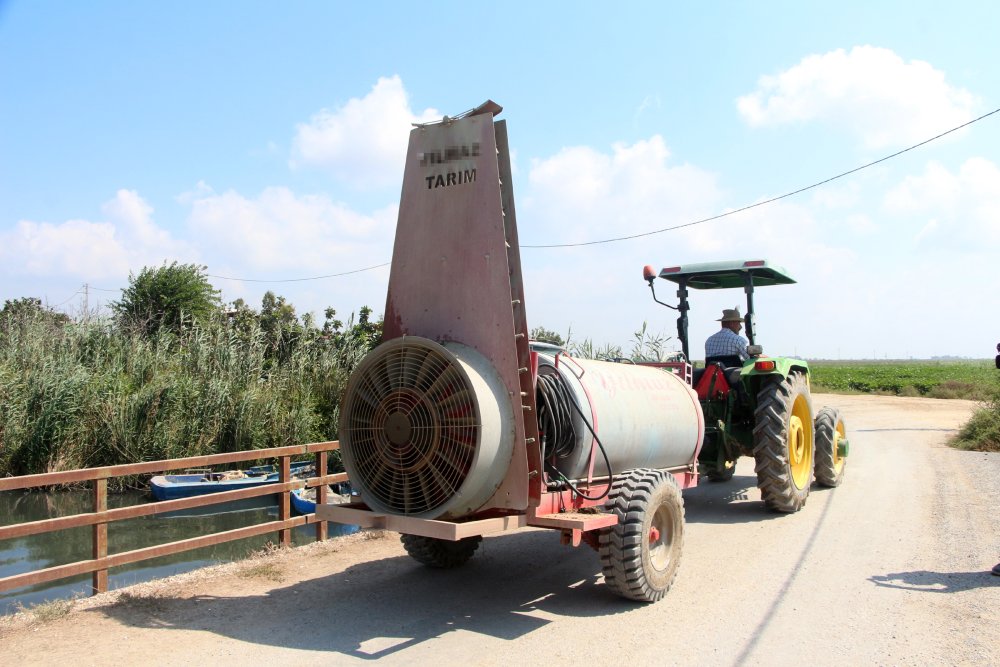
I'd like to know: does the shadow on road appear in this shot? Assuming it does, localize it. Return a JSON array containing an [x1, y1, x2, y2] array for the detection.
[[870, 570, 1000, 593], [683, 474, 788, 525], [92, 530, 635, 659]]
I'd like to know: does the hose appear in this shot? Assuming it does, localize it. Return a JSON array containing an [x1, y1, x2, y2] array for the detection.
[[535, 370, 613, 501]]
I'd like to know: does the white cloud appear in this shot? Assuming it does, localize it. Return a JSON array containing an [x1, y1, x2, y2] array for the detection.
[[0, 190, 189, 280], [187, 186, 396, 273], [290, 75, 439, 189], [883, 157, 1000, 245], [737, 46, 978, 149], [524, 135, 724, 248]]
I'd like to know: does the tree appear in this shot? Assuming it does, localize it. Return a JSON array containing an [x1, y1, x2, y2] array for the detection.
[[530, 326, 565, 347], [113, 262, 220, 336]]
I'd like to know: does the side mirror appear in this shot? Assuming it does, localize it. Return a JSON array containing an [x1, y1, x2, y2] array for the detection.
[[747, 344, 764, 357]]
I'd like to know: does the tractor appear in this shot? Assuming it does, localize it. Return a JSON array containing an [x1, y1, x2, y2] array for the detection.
[[642, 260, 848, 512]]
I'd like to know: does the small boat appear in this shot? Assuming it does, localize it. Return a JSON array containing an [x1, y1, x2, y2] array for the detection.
[[289, 483, 354, 514], [149, 461, 314, 501]]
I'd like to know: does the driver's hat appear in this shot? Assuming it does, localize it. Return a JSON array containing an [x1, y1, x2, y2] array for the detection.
[[717, 308, 743, 322]]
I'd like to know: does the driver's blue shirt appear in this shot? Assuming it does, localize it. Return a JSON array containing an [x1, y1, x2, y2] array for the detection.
[[705, 328, 749, 361]]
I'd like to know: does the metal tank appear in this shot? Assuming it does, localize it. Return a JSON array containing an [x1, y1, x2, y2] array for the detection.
[[534, 351, 704, 481]]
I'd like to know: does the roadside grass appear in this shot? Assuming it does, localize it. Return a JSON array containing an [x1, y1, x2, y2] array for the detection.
[[15, 597, 76, 624], [236, 542, 286, 582], [236, 562, 285, 582], [108, 590, 168, 613], [951, 379, 1000, 452]]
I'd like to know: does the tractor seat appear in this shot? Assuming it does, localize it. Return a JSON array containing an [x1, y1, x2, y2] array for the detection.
[[724, 367, 743, 388]]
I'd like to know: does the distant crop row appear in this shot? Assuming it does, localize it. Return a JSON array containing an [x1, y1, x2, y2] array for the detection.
[[809, 360, 997, 400]]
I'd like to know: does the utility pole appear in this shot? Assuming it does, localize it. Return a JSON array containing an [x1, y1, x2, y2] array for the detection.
[[82, 283, 89, 324]]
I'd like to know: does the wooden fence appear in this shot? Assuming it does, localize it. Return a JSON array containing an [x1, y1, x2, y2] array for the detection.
[[0, 441, 344, 597]]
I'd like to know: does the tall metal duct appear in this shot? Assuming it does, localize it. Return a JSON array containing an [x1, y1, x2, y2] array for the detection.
[[338, 101, 538, 519]]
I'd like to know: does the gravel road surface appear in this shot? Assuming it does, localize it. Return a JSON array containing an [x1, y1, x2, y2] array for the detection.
[[3, 394, 998, 666]]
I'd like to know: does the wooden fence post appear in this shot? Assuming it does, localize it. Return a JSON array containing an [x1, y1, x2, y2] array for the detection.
[[278, 456, 291, 547], [92, 478, 108, 594], [315, 451, 328, 542]]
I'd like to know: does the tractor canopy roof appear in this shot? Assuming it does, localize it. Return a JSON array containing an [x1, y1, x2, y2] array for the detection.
[[657, 259, 795, 289]]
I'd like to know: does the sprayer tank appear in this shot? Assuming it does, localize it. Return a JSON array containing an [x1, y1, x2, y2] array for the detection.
[[536, 353, 704, 480]]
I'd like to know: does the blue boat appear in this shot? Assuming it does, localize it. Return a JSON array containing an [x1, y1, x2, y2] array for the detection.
[[149, 461, 313, 501], [290, 483, 354, 514]]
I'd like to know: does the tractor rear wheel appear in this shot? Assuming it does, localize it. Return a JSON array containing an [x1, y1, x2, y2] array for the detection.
[[400, 534, 482, 568], [814, 407, 847, 487], [752, 372, 814, 513], [599, 468, 684, 602]]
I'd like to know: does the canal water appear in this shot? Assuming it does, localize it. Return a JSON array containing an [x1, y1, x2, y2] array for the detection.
[[0, 489, 358, 615]]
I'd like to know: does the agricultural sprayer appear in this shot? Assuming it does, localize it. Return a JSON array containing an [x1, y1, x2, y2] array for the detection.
[[317, 101, 845, 602]]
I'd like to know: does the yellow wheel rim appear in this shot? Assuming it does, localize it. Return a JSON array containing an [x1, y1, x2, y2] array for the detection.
[[788, 395, 813, 489], [832, 421, 846, 473]]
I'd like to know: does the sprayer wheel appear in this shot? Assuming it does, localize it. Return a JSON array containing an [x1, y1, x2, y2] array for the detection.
[[400, 534, 482, 569], [599, 468, 684, 603], [752, 371, 814, 513], [814, 407, 847, 487]]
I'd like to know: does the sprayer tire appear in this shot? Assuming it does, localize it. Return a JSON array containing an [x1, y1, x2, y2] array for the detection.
[[400, 534, 482, 569], [814, 407, 847, 487], [752, 372, 814, 513], [599, 468, 684, 603]]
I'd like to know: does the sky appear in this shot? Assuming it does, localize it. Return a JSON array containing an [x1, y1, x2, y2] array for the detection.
[[1, 1, 998, 360]]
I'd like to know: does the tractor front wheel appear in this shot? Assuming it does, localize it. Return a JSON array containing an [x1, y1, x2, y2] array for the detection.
[[599, 468, 685, 602], [752, 372, 814, 513], [814, 407, 847, 487], [706, 459, 737, 482], [400, 534, 482, 568]]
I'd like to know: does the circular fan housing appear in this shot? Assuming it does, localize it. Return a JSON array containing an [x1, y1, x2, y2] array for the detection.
[[339, 337, 515, 519]]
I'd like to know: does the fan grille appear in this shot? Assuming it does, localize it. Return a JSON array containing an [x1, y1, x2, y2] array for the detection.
[[342, 341, 480, 515]]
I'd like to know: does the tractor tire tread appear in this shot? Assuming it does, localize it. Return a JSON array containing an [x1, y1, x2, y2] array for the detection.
[[752, 372, 812, 513], [814, 406, 847, 487]]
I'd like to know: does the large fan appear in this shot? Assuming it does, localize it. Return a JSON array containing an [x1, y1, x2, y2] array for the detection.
[[339, 337, 513, 519]]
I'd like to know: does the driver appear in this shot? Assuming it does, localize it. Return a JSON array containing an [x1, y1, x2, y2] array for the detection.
[[705, 307, 749, 366]]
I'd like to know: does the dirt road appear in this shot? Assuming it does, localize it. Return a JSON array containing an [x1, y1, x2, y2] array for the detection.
[[3, 394, 999, 666]]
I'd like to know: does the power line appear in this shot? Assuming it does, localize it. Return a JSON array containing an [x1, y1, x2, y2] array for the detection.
[[521, 105, 1000, 249], [207, 262, 390, 283], [49, 289, 83, 308]]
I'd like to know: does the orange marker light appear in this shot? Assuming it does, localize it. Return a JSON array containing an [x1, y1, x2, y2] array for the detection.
[[754, 360, 776, 372]]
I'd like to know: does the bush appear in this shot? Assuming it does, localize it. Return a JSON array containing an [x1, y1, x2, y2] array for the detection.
[[952, 381, 1000, 452], [113, 262, 220, 336]]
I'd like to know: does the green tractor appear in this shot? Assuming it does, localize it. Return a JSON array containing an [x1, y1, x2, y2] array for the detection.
[[642, 259, 848, 512]]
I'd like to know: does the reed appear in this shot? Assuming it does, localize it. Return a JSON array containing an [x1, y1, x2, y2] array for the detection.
[[0, 309, 372, 482]]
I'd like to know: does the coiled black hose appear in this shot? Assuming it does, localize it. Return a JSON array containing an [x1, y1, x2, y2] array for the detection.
[[535, 370, 613, 501]]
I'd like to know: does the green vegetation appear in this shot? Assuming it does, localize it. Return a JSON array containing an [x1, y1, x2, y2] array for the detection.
[[113, 262, 220, 336], [809, 359, 996, 400], [952, 379, 1000, 452], [565, 322, 683, 363], [0, 274, 382, 482]]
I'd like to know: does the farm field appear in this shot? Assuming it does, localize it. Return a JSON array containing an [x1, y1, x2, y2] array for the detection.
[[808, 359, 997, 400]]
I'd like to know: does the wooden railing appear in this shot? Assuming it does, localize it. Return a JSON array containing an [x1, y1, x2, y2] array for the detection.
[[0, 441, 345, 597]]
